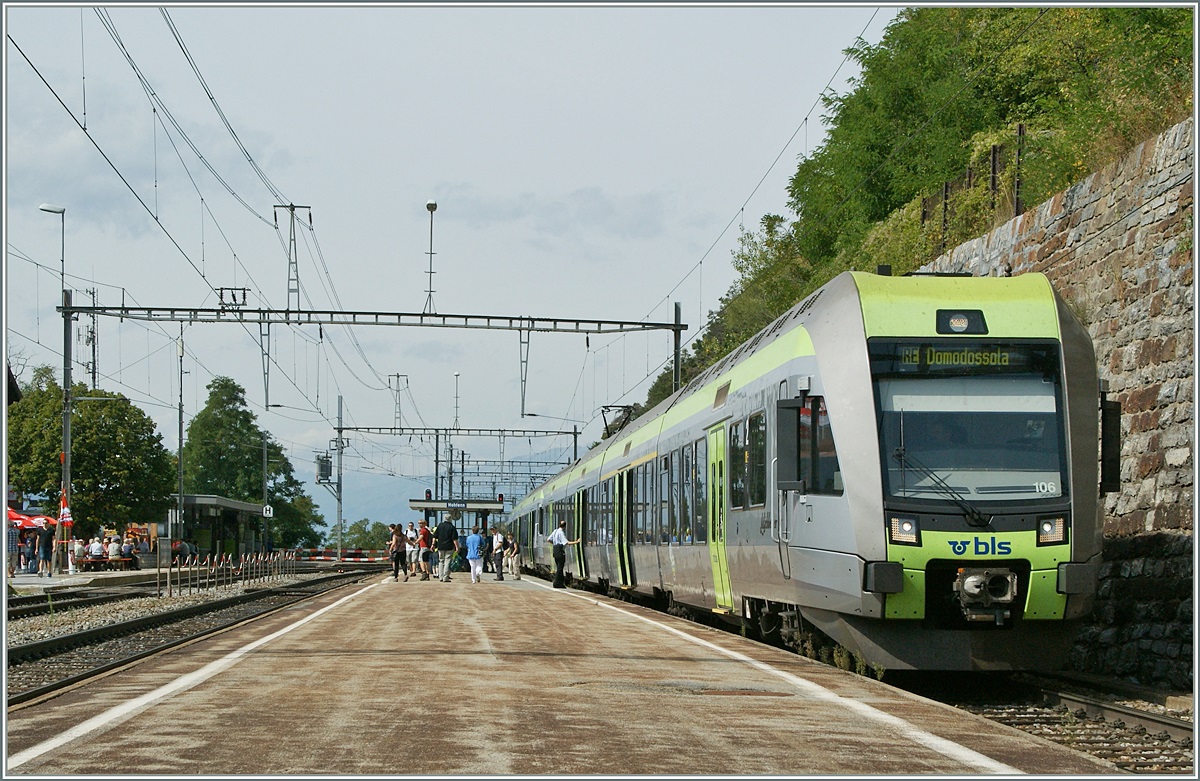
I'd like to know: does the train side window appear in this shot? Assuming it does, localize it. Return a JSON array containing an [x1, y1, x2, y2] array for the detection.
[[633, 463, 645, 544], [605, 478, 615, 546], [694, 436, 708, 543], [811, 397, 843, 495], [729, 420, 747, 509], [658, 456, 670, 545], [748, 411, 767, 506], [672, 451, 681, 544], [680, 444, 694, 543], [649, 457, 660, 545]]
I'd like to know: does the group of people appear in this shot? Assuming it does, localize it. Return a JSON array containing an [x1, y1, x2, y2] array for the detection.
[[74, 535, 146, 570], [386, 518, 522, 585], [6, 522, 56, 578], [5, 522, 153, 578]]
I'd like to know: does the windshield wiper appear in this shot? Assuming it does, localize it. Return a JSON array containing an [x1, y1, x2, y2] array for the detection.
[[892, 447, 990, 528]]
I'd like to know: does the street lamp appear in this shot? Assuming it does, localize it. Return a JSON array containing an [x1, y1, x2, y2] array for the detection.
[[40, 204, 69, 576], [423, 200, 437, 315], [39, 204, 65, 290]]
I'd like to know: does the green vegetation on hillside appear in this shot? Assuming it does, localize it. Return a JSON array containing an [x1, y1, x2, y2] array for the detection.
[[639, 6, 1191, 415]]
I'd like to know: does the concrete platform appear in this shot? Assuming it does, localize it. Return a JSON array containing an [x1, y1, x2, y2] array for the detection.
[[7, 572, 1123, 776]]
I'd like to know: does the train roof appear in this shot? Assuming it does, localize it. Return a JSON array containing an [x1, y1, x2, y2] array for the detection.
[[513, 270, 1060, 513]]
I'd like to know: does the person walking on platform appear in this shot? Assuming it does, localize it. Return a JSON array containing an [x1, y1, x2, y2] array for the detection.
[[480, 529, 493, 574], [405, 522, 419, 577], [464, 526, 484, 584], [7, 522, 20, 578], [489, 526, 505, 581], [504, 532, 521, 580], [388, 524, 409, 582], [547, 519, 579, 588], [433, 516, 459, 582], [416, 519, 433, 580], [36, 523, 56, 578]]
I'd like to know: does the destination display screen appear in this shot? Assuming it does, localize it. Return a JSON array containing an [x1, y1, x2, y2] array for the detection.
[[874, 340, 1059, 377], [869, 339, 1067, 504]]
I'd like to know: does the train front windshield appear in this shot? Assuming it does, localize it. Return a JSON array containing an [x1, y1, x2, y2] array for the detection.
[[870, 340, 1067, 504]]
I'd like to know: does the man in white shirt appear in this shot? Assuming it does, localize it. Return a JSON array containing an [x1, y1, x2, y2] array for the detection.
[[491, 527, 506, 581], [546, 520, 579, 588], [405, 522, 419, 577]]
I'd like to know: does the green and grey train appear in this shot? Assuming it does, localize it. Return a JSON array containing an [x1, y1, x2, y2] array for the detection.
[[511, 269, 1120, 671]]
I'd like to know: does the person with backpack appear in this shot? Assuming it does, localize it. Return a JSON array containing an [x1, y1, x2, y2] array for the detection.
[[387, 523, 409, 582], [433, 516, 459, 582], [464, 526, 485, 584], [504, 532, 521, 580], [491, 526, 506, 581], [416, 519, 433, 580]]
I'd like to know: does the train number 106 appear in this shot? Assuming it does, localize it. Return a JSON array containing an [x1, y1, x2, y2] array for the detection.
[[1035, 481, 1058, 494]]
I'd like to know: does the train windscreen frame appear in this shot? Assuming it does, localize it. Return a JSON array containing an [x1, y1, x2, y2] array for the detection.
[[869, 339, 1068, 504]]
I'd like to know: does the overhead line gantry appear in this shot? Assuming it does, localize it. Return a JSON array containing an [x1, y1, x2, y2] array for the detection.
[[64, 303, 689, 408]]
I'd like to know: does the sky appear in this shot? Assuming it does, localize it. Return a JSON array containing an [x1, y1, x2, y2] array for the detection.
[[4, 2, 899, 532]]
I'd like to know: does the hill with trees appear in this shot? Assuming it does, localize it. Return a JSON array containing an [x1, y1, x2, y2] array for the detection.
[[639, 6, 1192, 414]]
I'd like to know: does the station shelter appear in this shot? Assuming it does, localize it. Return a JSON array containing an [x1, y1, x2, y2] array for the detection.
[[168, 494, 267, 560]]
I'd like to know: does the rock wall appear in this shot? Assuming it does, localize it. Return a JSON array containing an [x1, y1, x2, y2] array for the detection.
[[923, 119, 1194, 689]]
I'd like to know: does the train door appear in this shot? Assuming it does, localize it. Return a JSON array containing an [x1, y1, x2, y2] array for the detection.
[[707, 425, 734, 611], [615, 471, 635, 587], [574, 489, 589, 581]]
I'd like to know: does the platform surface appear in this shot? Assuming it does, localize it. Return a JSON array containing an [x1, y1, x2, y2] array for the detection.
[[7, 572, 1122, 776]]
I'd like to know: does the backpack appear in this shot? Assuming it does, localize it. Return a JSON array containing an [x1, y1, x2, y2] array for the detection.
[[501, 538, 511, 551]]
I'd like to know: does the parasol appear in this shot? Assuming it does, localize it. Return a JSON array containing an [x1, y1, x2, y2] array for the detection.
[[7, 507, 37, 528]]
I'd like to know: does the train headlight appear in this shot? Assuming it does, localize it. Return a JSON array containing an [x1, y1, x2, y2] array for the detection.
[[1036, 515, 1068, 545], [888, 515, 921, 546]]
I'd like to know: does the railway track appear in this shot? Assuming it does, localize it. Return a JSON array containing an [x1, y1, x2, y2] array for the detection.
[[6, 570, 371, 707], [889, 671, 1193, 774], [8, 587, 156, 620]]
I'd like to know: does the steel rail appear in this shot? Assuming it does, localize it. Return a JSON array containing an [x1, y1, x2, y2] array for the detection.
[[1039, 688, 1195, 744], [6, 571, 368, 707]]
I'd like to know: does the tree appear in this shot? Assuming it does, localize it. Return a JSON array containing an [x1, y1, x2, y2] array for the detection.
[[181, 376, 326, 547], [338, 518, 389, 550], [181, 377, 264, 501], [6, 366, 175, 541], [640, 7, 1192, 415]]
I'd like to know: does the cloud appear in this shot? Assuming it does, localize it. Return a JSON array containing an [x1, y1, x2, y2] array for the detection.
[[437, 184, 669, 251]]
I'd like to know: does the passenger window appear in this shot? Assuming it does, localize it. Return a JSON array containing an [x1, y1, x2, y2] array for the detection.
[[777, 395, 839, 494], [633, 465, 643, 544], [680, 445, 694, 544], [729, 421, 746, 509], [693, 437, 708, 543], [748, 411, 767, 506]]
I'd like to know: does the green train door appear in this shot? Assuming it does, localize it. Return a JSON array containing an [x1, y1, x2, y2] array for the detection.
[[615, 472, 634, 587], [573, 489, 589, 581], [708, 425, 734, 611]]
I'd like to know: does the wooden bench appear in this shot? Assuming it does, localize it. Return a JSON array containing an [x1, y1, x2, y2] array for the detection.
[[79, 557, 135, 572]]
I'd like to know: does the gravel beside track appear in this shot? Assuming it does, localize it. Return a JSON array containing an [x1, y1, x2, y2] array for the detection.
[[6, 572, 367, 706]]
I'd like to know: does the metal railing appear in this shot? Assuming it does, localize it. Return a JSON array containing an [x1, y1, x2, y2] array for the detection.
[[158, 551, 299, 597]]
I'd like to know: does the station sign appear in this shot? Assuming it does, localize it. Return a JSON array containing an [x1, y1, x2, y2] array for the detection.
[[408, 499, 504, 513]]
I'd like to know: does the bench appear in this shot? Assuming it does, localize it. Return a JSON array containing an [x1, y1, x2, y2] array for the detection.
[[79, 557, 136, 572]]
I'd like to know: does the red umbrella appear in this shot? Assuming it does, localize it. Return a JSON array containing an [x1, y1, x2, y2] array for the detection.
[[7, 507, 36, 528], [30, 515, 58, 528]]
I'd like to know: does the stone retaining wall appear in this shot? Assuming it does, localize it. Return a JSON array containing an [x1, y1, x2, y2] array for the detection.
[[923, 119, 1194, 689]]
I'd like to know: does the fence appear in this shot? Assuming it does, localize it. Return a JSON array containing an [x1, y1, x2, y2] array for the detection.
[[920, 124, 1027, 258], [158, 550, 300, 597]]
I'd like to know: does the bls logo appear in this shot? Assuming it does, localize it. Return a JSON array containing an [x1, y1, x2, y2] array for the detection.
[[948, 537, 1012, 556]]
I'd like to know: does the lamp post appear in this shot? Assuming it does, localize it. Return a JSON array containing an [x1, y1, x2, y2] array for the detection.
[[423, 200, 437, 315], [40, 204, 68, 576]]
